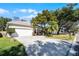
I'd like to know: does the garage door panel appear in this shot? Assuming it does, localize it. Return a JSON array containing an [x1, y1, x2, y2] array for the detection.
[[15, 29, 33, 36]]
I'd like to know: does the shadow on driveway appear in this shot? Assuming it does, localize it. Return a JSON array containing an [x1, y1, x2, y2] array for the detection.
[[26, 40, 72, 56]]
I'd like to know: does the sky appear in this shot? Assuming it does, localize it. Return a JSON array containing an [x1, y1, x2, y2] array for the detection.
[[0, 3, 79, 21]]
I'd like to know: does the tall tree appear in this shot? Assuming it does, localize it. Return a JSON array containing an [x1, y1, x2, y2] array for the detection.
[[53, 3, 78, 34], [0, 17, 12, 31], [31, 10, 58, 35]]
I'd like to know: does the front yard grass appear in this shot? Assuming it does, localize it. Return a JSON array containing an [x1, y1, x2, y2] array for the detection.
[[47, 34, 75, 41], [0, 37, 27, 56], [0, 37, 19, 49]]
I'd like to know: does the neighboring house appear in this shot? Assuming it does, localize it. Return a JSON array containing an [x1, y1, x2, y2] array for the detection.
[[0, 25, 6, 31], [75, 20, 79, 28], [7, 21, 33, 37]]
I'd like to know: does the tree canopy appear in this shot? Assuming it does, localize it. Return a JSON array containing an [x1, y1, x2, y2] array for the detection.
[[31, 10, 58, 35], [0, 17, 12, 31], [31, 3, 79, 35]]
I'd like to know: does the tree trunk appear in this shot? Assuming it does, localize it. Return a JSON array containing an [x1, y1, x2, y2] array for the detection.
[[57, 27, 61, 35], [72, 31, 75, 35]]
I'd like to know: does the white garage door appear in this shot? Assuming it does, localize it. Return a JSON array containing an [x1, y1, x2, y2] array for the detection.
[[15, 28, 33, 36]]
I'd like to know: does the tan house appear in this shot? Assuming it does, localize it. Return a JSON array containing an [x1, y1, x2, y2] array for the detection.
[[7, 21, 33, 37]]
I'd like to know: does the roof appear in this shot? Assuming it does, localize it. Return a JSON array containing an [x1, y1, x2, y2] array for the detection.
[[7, 21, 32, 28]]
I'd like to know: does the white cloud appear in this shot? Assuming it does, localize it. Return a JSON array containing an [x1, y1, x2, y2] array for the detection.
[[20, 15, 36, 20], [0, 8, 9, 14], [13, 9, 39, 14], [18, 9, 27, 13], [27, 9, 38, 14]]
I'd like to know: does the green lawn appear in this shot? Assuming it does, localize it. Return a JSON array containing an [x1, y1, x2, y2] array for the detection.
[[0, 37, 20, 50], [0, 37, 27, 56], [47, 34, 75, 41]]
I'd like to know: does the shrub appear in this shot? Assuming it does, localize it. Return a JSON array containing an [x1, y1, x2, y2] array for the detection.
[[7, 28, 15, 35], [0, 33, 3, 37], [0, 44, 27, 56]]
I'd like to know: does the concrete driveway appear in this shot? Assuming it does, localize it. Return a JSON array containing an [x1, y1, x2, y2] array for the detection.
[[14, 36, 79, 56]]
